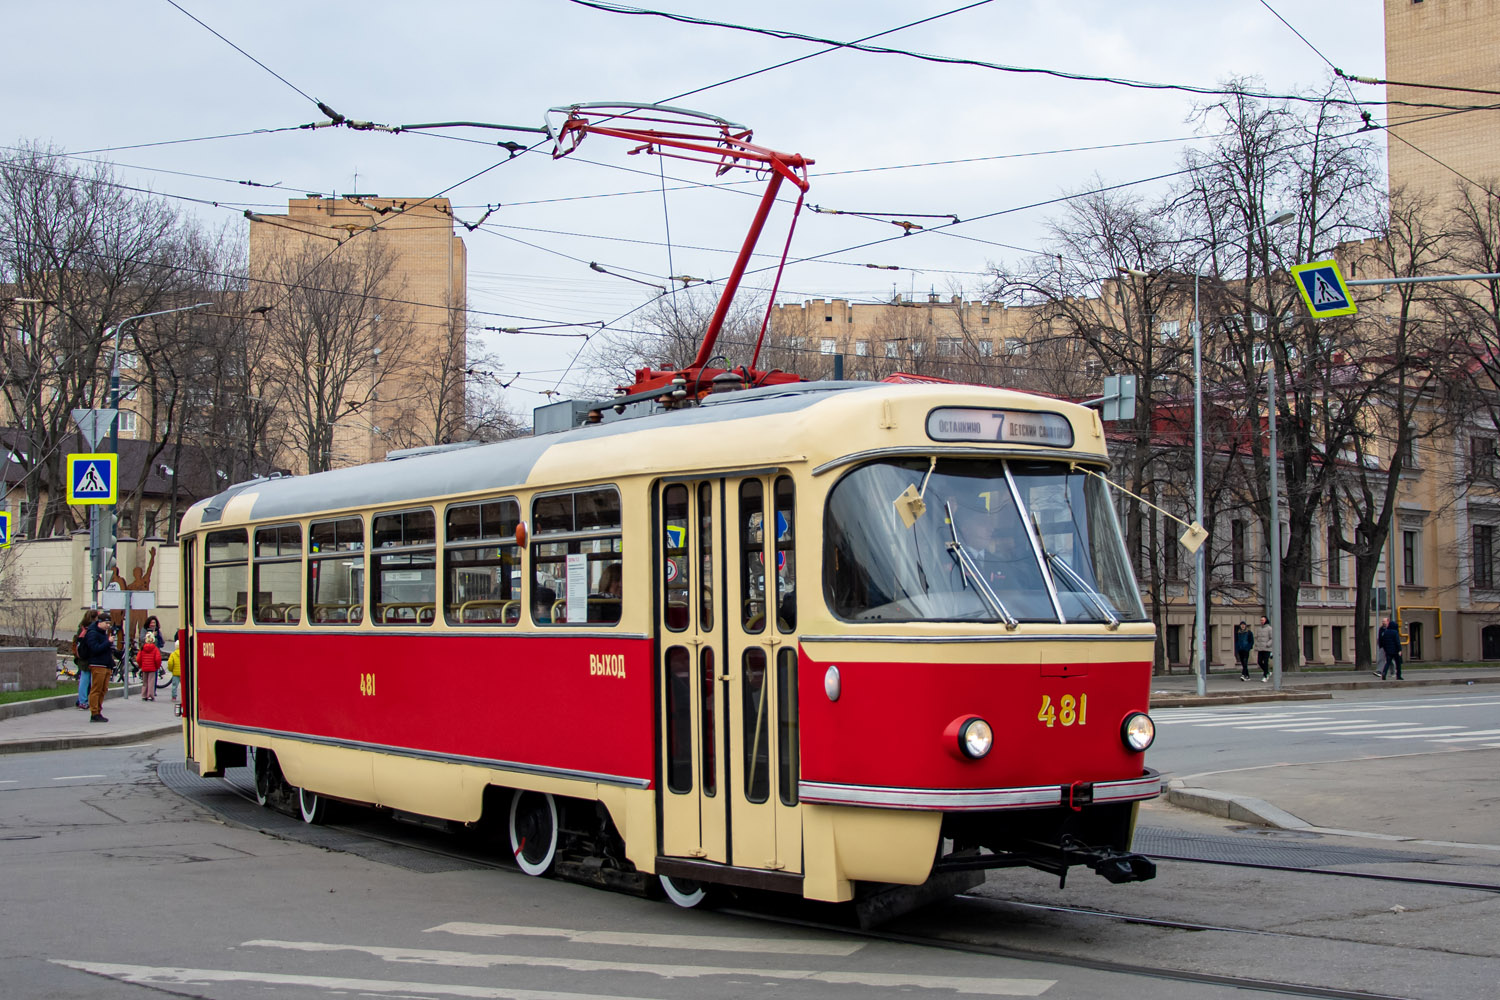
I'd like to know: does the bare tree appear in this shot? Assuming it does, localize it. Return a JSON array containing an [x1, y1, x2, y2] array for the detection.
[[381, 297, 470, 451], [0, 142, 186, 535]]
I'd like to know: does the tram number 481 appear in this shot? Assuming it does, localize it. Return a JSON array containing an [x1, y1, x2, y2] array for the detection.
[[358, 673, 377, 696], [1037, 693, 1087, 728]]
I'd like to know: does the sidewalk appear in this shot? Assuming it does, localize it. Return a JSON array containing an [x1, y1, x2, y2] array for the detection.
[[0, 688, 182, 754]]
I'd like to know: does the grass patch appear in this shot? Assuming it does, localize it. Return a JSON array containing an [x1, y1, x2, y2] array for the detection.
[[0, 682, 77, 705]]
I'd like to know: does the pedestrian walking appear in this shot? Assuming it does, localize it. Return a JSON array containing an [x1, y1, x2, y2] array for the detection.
[[78, 616, 119, 722], [137, 632, 161, 701], [72, 609, 98, 709], [165, 647, 181, 702], [1376, 617, 1405, 680], [1253, 615, 1274, 682], [1234, 621, 1254, 680]]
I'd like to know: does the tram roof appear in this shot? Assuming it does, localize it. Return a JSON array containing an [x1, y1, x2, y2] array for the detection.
[[184, 380, 1106, 529]]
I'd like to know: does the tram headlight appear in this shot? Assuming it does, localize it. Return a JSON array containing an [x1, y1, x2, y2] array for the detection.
[[958, 717, 993, 759], [1121, 712, 1155, 752]]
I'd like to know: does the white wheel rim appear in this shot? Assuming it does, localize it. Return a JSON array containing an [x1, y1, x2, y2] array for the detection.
[[249, 748, 270, 807], [659, 874, 706, 908], [508, 791, 558, 876], [299, 786, 322, 824]]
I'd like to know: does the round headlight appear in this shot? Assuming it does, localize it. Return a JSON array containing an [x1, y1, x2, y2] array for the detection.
[[959, 717, 993, 759], [1121, 712, 1155, 752]]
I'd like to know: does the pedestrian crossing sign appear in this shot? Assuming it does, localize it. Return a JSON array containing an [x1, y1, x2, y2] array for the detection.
[[66, 453, 117, 505], [0, 510, 10, 548], [1290, 259, 1357, 318]]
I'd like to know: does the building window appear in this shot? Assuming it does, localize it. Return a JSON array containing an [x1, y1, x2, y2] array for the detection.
[[1252, 342, 1271, 365], [855, 340, 869, 357], [1327, 525, 1342, 585], [977, 339, 993, 357], [1472, 436, 1496, 480], [1231, 520, 1246, 582], [1400, 436, 1417, 469], [1303, 625, 1317, 664], [884, 341, 901, 359], [1332, 625, 1345, 661], [117, 410, 138, 435], [1164, 529, 1180, 580], [1475, 524, 1495, 590], [819, 338, 836, 354], [1402, 529, 1419, 585], [936, 338, 960, 356], [1158, 320, 1181, 341]]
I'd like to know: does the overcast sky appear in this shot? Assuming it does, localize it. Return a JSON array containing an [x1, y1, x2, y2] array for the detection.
[[2, 1, 1387, 414]]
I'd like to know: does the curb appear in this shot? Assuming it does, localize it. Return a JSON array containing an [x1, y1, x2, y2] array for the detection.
[[1163, 781, 1310, 830], [0, 687, 126, 722], [0, 723, 182, 756]]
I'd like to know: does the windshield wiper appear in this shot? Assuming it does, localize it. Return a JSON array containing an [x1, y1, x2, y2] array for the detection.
[[945, 502, 1018, 629], [1030, 514, 1119, 629]]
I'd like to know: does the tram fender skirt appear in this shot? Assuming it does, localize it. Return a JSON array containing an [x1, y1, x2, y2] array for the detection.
[[1089, 852, 1156, 884]]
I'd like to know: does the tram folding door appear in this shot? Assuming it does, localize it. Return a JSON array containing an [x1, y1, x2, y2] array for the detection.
[[658, 476, 802, 876], [658, 481, 727, 862]]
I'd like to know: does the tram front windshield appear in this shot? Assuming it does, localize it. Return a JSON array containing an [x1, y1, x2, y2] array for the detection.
[[825, 458, 1146, 624]]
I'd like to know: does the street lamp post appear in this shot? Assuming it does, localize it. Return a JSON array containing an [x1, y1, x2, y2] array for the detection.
[[100, 302, 211, 696], [1257, 210, 1296, 691]]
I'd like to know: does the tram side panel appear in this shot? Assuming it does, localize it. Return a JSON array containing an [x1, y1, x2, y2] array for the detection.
[[192, 631, 655, 821]]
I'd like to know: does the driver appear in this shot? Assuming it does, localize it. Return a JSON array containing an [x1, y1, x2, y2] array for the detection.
[[953, 505, 1030, 591]]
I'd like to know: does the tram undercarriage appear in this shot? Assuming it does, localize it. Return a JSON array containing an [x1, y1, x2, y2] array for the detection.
[[938, 800, 1157, 887]]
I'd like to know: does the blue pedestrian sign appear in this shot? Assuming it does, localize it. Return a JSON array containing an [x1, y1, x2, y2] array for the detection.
[[0, 510, 10, 548], [66, 453, 117, 505], [1290, 260, 1357, 318]]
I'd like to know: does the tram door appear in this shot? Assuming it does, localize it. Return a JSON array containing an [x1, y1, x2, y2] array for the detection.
[[658, 481, 727, 863], [726, 475, 802, 875]]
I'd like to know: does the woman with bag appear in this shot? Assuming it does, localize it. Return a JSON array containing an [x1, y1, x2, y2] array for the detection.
[[72, 609, 99, 709]]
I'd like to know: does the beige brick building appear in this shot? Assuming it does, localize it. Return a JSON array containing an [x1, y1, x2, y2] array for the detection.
[[247, 196, 468, 468], [1385, 0, 1500, 202]]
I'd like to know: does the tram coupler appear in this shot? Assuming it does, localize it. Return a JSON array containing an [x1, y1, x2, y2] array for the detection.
[[1088, 851, 1156, 884]]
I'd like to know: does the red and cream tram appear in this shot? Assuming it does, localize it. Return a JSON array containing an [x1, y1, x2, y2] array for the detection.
[[176, 105, 1159, 909], [178, 379, 1160, 906]]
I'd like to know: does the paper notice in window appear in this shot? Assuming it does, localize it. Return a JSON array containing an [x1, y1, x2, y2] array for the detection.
[[566, 553, 588, 623]]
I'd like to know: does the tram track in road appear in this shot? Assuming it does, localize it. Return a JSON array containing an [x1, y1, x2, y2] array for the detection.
[[1146, 853, 1500, 894]]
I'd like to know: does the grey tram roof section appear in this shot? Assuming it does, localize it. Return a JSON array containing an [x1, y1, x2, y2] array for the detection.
[[189, 380, 1107, 527]]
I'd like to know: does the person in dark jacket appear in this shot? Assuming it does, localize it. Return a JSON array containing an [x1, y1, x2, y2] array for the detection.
[[79, 617, 119, 722], [1234, 621, 1254, 681], [1376, 617, 1404, 680], [72, 609, 99, 709]]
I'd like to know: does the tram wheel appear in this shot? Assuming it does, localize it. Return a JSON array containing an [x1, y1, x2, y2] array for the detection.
[[658, 873, 708, 908], [249, 747, 278, 807], [508, 790, 559, 876], [298, 786, 328, 825]]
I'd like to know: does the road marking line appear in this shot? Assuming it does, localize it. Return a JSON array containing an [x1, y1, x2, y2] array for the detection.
[[0, 780, 17, 785], [53, 960, 661, 1000], [245, 940, 1053, 996], [426, 922, 863, 956], [52, 774, 106, 780], [1430, 731, 1500, 742], [1276, 724, 1461, 734], [1210, 719, 1336, 729], [1376, 727, 1476, 738]]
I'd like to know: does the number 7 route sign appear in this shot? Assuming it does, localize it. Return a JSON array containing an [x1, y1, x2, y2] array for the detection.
[[1290, 259, 1358, 319], [66, 453, 117, 505]]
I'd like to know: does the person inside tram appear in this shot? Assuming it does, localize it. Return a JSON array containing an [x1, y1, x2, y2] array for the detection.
[[532, 585, 556, 624], [952, 503, 1032, 593], [592, 563, 622, 623]]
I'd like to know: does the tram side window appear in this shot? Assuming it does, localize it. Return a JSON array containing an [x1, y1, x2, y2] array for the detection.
[[372, 508, 437, 626], [444, 498, 520, 626], [252, 524, 303, 624], [204, 529, 248, 625], [777, 647, 799, 806], [774, 476, 796, 633], [662, 485, 690, 632], [308, 516, 365, 625], [531, 487, 622, 626], [742, 647, 771, 803], [740, 480, 766, 633]]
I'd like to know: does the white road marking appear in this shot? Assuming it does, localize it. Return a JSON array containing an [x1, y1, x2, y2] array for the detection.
[[1278, 724, 1462, 734], [1377, 727, 1480, 738], [0, 780, 17, 785], [54, 960, 663, 999], [427, 921, 863, 956], [52, 774, 106, 780], [1215, 719, 1337, 729], [246, 940, 1053, 996], [1431, 730, 1500, 742]]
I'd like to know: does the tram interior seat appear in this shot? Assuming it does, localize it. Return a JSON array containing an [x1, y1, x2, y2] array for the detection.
[[588, 597, 622, 624], [378, 603, 436, 624], [453, 599, 518, 624]]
